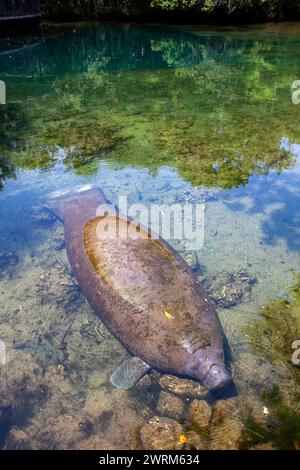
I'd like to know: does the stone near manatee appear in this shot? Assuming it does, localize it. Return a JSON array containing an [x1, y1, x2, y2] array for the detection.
[[158, 374, 208, 399], [184, 430, 206, 450], [188, 399, 212, 428], [156, 391, 185, 420], [209, 271, 256, 308], [45, 187, 232, 391], [140, 416, 184, 450]]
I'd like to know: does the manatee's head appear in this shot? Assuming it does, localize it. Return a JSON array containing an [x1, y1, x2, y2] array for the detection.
[[202, 362, 232, 390], [183, 344, 232, 391]]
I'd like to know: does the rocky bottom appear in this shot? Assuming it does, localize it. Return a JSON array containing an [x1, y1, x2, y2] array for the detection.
[[0, 207, 298, 450]]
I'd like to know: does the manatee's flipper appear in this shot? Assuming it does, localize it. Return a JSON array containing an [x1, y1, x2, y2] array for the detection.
[[110, 356, 151, 390]]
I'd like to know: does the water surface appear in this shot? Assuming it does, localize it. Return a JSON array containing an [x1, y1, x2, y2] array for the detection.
[[0, 22, 300, 450]]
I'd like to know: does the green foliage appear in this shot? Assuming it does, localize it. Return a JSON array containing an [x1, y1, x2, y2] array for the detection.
[[243, 275, 300, 449], [248, 273, 300, 374], [1, 24, 300, 188], [150, 0, 200, 10], [41, 0, 300, 20], [242, 388, 300, 450]]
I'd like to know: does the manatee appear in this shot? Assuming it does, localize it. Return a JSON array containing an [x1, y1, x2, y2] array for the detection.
[[45, 186, 232, 391]]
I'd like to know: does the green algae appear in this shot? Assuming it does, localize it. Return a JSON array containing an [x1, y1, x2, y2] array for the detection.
[[247, 273, 300, 379], [1, 24, 300, 189], [241, 389, 300, 450], [241, 275, 300, 449]]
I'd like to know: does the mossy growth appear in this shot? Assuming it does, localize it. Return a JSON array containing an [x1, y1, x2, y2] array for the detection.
[[10, 145, 57, 172], [247, 273, 300, 377], [241, 387, 300, 450], [242, 275, 300, 449], [1, 28, 300, 189], [45, 118, 125, 159]]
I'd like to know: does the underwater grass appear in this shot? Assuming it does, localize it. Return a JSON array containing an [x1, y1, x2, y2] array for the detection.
[[242, 275, 300, 449]]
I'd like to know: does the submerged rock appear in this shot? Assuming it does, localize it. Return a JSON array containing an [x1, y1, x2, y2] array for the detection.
[[140, 416, 184, 450], [209, 271, 256, 308], [158, 374, 208, 399], [156, 391, 185, 420], [184, 430, 206, 450], [188, 400, 212, 428]]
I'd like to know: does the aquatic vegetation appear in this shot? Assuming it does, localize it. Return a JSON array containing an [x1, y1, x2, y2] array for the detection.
[[241, 275, 300, 449], [248, 274, 300, 378], [241, 389, 300, 450], [46, 118, 126, 174], [1, 25, 300, 190], [10, 145, 57, 171]]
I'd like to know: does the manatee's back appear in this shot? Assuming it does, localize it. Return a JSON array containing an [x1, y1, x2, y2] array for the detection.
[[84, 216, 222, 374]]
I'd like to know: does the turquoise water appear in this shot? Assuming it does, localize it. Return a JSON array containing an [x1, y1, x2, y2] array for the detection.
[[0, 22, 300, 450]]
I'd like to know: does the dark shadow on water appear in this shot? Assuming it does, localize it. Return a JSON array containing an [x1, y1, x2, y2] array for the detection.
[[211, 380, 238, 401]]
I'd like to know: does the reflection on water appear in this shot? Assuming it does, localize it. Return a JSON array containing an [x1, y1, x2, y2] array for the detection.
[[0, 23, 300, 450]]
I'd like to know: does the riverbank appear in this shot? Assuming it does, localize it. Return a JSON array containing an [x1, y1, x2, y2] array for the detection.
[[40, 1, 300, 25]]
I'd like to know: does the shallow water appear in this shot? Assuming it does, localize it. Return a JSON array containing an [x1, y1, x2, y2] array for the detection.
[[0, 22, 300, 450]]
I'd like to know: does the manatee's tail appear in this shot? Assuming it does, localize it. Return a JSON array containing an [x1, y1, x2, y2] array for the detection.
[[43, 185, 109, 223]]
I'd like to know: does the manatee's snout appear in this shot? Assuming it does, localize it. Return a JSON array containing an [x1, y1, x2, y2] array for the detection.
[[202, 363, 231, 391]]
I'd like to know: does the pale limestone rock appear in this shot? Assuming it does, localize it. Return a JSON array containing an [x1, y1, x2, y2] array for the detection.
[[159, 374, 208, 399]]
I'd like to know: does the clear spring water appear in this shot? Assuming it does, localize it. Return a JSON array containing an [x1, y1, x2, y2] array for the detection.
[[0, 22, 300, 450]]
